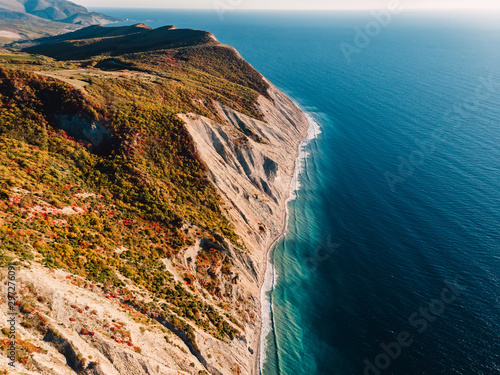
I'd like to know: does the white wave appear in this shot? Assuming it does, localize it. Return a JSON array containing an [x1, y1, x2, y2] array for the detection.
[[259, 109, 322, 374], [289, 113, 322, 201], [259, 255, 278, 373]]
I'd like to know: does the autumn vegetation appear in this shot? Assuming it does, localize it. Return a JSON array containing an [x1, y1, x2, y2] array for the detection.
[[0, 26, 269, 350]]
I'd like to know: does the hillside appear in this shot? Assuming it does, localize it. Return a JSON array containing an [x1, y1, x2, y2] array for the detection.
[[0, 24, 309, 375]]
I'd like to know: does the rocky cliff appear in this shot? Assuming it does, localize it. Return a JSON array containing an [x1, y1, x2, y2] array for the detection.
[[180, 82, 309, 279]]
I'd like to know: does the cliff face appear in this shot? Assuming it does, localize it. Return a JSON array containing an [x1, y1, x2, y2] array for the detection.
[[180, 83, 309, 373], [0, 26, 309, 375], [180, 83, 309, 279]]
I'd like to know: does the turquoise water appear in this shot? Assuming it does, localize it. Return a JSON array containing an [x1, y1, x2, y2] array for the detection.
[[98, 9, 500, 374]]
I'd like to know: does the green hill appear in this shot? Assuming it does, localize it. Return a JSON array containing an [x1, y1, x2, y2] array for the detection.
[[23, 24, 218, 60], [32, 22, 155, 43]]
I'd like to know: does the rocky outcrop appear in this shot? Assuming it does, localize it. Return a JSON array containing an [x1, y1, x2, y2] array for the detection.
[[55, 114, 111, 149]]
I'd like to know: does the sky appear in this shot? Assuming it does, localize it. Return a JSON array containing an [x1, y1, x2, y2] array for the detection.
[[76, 0, 500, 10]]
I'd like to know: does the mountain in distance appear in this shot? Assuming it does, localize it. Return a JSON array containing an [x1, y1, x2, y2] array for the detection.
[[0, 0, 120, 25]]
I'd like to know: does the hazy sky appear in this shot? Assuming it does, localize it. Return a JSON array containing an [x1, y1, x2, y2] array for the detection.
[[77, 0, 500, 9]]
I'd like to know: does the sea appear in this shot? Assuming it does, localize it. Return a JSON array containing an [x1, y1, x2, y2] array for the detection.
[[95, 8, 500, 375]]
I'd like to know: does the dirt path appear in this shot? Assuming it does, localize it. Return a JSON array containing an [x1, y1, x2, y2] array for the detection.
[[35, 68, 162, 92]]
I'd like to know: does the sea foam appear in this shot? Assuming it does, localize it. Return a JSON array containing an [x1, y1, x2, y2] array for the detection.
[[259, 109, 321, 374]]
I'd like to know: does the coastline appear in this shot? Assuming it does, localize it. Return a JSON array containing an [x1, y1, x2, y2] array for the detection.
[[257, 110, 321, 375], [180, 81, 314, 374]]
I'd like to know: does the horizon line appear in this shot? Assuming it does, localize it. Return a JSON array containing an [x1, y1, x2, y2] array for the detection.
[[91, 6, 500, 10]]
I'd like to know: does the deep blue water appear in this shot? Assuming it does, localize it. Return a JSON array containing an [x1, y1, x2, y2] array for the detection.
[[96, 9, 500, 375]]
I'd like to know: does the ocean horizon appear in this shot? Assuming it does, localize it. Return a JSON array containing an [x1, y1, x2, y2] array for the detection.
[[96, 9, 500, 374]]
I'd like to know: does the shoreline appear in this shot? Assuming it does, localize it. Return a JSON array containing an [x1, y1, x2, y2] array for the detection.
[[180, 80, 316, 375], [256, 110, 321, 375]]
